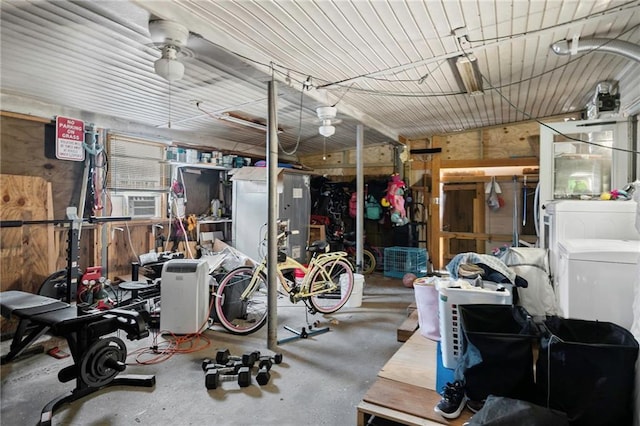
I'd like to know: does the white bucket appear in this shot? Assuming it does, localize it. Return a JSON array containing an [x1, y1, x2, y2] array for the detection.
[[341, 273, 364, 308]]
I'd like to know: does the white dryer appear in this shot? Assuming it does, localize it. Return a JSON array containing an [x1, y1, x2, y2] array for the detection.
[[556, 238, 640, 331]]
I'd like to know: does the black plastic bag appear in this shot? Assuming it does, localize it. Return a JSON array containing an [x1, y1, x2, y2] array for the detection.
[[457, 304, 538, 402], [466, 395, 568, 426], [536, 316, 638, 426]]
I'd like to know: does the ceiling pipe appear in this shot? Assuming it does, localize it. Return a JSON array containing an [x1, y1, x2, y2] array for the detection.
[[551, 38, 640, 62]]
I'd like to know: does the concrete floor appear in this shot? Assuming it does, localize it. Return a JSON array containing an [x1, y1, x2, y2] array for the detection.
[[1, 273, 415, 426]]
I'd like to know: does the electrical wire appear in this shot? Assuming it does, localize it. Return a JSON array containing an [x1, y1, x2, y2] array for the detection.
[[467, 0, 640, 43], [278, 77, 308, 156], [330, 83, 354, 107], [321, 84, 465, 97], [488, 22, 640, 90], [361, 58, 449, 84], [456, 43, 640, 156], [124, 222, 140, 261], [193, 2, 639, 103], [479, 68, 639, 155], [316, 22, 640, 98], [127, 292, 216, 365], [175, 215, 194, 259]]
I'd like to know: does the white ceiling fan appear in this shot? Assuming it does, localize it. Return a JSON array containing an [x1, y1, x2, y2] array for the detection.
[[147, 19, 269, 133], [148, 19, 191, 81], [314, 106, 344, 137]]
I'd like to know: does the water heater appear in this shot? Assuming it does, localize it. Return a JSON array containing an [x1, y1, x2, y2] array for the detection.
[[160, 259, 209, 334]]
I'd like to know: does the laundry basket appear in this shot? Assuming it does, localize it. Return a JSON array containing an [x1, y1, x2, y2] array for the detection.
[[536, 317, 639, 426], [457, 304, 538, 403], [438, 281, 512, 369]]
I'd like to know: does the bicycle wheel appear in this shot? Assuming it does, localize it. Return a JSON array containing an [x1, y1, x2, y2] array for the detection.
[[369, 246, 384, 271], [308, 259, 353, 314], [361, 249, 376, 275], [38, 269, 69, 300], [214, 266, 268, 335]]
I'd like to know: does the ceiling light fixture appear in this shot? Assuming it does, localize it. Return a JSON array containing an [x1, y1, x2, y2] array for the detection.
[[154, 45, 185, 81], [316, 106, 337, 137], [319, 122, 336, 137], [218, 112, 284, 133], [149, 19, 189, 82], [194, 101, 282, 133], [454, 55, 483, 95], [218, 113, 270, 131]]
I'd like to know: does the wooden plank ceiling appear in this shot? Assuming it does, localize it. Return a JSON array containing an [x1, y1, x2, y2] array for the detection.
[[1, 0, 639, 161]]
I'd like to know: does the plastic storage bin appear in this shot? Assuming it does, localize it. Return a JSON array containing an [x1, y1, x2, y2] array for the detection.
[[458, 304, 538, 403], [383, 247, 428, 278], [536, 317, 639, 426], [438, 281, 512, 369], [413, 276, 440, 340]]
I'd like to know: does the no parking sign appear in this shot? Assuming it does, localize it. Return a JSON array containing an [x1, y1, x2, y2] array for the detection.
[[55, 116, 85, 161]]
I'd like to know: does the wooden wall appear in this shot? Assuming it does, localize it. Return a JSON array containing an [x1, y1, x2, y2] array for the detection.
[[0, 175, 54, 295], [0, 112, 85, 297], [0, 114, 85, 220], [436, 114, 575, 162], [1, 115, 158, 291], [0, 114, 227, 293], [427, 113, 580, 268], [300, 144, 397, 178]]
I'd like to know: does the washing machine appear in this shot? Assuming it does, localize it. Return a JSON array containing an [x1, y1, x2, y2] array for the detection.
[[556, 238, 640, 331]]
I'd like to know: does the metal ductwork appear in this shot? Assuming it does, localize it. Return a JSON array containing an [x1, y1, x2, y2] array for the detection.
[[551, 38, 640, 62]]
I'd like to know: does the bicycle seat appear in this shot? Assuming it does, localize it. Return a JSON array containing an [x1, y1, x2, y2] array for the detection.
[[343, 231, 366, 244], [307, 240, 329, 253]]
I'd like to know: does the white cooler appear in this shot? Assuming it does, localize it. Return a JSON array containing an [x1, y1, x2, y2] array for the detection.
[[556, 238, 640, 331]]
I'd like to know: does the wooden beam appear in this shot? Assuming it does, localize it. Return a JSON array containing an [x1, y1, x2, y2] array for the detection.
[[1, 110, 52, 123], [442, 175, 539, 183], [441, 157, 539, 168]]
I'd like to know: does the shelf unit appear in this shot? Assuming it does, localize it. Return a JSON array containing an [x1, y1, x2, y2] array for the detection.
[[168, 162, 234, 244]]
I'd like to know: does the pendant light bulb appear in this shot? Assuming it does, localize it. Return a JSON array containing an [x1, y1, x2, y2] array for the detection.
[[319, 124, 335, 137], [318, 118, 335, 137], [154, 45, 185, 82]]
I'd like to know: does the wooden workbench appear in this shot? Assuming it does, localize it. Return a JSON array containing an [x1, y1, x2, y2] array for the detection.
[[357, 332, 473, 425]]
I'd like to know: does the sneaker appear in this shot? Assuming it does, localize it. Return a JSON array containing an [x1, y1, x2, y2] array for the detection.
[[466, 399, 485, 413], [434, 381, 467, 419]]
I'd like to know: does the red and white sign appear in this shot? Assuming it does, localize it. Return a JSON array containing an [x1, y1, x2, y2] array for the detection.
[[55, 116, 85, 161]]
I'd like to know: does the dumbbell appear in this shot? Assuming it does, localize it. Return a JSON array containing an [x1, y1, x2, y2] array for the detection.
[[201, 358, 220, 371], [205, 367, 251, 390], [202, 359, 243, 373], [216, 349, 260, 367], [257, 353, 283, 370], [256, 366, 271, 386], [262, 353, 283, 365]]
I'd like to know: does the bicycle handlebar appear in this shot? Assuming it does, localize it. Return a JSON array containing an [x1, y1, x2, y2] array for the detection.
[[276, 229, 299, 240]]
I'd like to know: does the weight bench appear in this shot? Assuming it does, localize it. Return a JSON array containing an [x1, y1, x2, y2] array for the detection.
[[0, 290, 156, 425]]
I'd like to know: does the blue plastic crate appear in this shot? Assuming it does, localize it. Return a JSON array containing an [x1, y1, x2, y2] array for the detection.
[[383, 247, 428, 278]]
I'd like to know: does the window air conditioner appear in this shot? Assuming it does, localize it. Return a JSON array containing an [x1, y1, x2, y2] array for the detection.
[[110, 191, 163, 218]]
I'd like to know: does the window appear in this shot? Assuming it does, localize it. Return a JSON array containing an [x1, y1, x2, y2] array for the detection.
[[106, 133, 167, 191]]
